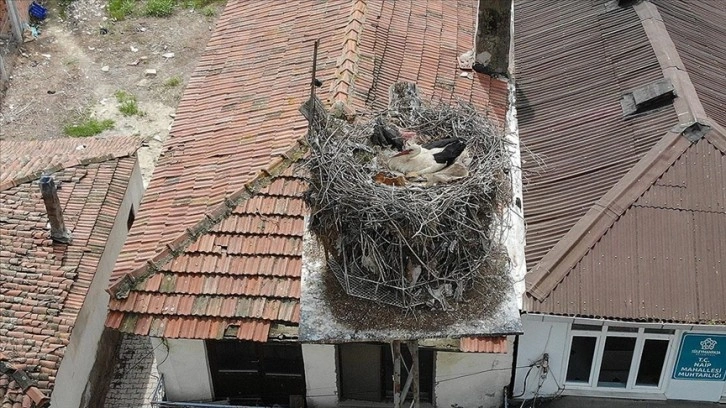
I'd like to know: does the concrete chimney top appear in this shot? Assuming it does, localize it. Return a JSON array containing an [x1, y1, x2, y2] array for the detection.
[[39, 175, 72, 244]]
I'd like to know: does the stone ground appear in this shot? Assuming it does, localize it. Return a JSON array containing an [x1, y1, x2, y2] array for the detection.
[[0, 0, 221, 185]]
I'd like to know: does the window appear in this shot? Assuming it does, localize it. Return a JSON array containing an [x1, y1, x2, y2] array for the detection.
[[338, 343, 434, 403], [564, 325, 674, 391], [206, 340, 305, 406], [127, 207, 135, 230]]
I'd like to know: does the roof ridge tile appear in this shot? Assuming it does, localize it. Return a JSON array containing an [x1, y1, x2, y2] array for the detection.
[[330, 0, 367, 118]]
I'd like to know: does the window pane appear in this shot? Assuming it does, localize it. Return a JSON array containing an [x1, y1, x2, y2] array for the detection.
[[635, 339, 669, 386], [597, 337, 636, 387], [566, 336, 596, 383]]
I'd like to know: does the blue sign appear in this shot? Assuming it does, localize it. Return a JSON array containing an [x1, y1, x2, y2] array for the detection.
[[672, 333, 726, 381]]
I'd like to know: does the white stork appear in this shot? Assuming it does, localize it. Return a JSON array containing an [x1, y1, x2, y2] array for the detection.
[[387, 137, 467, 177]]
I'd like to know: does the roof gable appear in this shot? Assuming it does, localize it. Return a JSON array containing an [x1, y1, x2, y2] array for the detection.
[[526, 135, 726, 323], [519, 0, 726, 323]]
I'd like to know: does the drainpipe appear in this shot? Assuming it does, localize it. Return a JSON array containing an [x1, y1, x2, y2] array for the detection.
[[40, 175, 72, 244]]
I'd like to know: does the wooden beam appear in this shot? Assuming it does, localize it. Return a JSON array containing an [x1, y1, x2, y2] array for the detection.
[[392, 341, 402, 408], [408, 340, 420, 408]]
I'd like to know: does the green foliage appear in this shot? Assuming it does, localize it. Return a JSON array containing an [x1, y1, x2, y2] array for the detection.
[[108, 0, 135, 20], [145, 0, 176, 17], [164, 76, 182, 87], [201, 5, 217, 16], [182, 0, 225, 8], [64, 118, 115, 138], [115, 90, 144, 117]]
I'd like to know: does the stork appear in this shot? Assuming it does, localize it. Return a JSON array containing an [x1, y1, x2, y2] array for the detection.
[[388, 137, 467, 177]]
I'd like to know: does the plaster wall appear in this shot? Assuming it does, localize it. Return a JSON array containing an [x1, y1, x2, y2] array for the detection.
[[302, 344, 339, 408], [51, 160, 144, 408], [435, 343, 513, 408], [514, 315, 726, 403], [152, 338, 214, 402], [512, 314, 570, 400]]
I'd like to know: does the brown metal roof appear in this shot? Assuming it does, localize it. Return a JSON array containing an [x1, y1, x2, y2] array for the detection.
[[654, 0, 726, 125], [525, 134, 726, 323], [520, 0, 726, 323], [514, 0, 676, 267]]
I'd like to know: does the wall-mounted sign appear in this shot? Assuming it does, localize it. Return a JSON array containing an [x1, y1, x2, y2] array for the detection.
[[672, 333, 726, 381]]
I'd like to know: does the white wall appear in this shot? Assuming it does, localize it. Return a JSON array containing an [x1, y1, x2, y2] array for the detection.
[[51, 160, 144, 408], [512, 314, 570, 400], [303, 344, 339, 407], [514, 315, 726, 403], [152, 337, 214, 401], [435, 342, 513, 408]]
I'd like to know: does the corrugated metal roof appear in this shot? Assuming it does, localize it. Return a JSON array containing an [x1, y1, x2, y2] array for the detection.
[[518, 0, 725, 323], [526, 136, 726, 323], [514, 0, 676, 267], [654, 0, 726, 125], [1, 138, 138, 407]]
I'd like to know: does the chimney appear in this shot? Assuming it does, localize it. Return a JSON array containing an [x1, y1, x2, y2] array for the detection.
[[40, 175, 72, 244]]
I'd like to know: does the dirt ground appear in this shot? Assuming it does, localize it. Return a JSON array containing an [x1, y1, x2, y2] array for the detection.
[[0, 0, 221, 184]]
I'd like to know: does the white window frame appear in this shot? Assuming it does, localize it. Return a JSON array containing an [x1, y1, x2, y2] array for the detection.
[[561, 324, 676, 394]]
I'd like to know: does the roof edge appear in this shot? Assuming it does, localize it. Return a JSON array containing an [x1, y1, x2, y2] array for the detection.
[[329, 0, 367, 118], [526, 125, 695, 300], [0, 143, 140, 192], [526, 0, 715, 302], [106, 138, 309, 299]]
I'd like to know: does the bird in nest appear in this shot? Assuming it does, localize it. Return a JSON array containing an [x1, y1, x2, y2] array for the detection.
[[388, 136, 467, 177]]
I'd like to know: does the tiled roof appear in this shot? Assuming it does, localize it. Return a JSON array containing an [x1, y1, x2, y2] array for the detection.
[[0, 137, 138, 190], [107, 169, 305, 341], [0, 137, 138, 407], [106, 0, 350, 291], [459, 337, 508, 354], [347, 0, 508, 126], [520, 0, 726, 323], [106, 0, 510, 341]]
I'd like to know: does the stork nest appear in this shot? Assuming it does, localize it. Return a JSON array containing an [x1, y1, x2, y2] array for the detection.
[[302, 100, 512, 312]]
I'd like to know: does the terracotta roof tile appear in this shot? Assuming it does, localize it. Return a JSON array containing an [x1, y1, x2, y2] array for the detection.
[[459, 336, 508, 353], [107, 0, 510, 341], [1, 137, 138, 406]]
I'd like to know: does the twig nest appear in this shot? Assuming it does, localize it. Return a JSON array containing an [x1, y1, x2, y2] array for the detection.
[[303, 95, 512, 312]]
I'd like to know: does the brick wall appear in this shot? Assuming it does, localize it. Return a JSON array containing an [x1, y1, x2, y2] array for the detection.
[[104, 334, 161, 408]]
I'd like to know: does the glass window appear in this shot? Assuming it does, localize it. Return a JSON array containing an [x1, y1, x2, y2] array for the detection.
[[635, 339, 669, 386], [564, 324, 673, 391], [566, 336, 597, 383], [597, 337, 636, 388]]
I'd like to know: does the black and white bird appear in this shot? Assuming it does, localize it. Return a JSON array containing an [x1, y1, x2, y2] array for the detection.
[[371, 118, 405, 151], [388, 137, 467, 176]]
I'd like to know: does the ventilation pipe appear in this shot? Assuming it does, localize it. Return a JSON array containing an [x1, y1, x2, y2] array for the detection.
[[40, 175, 72, 244]]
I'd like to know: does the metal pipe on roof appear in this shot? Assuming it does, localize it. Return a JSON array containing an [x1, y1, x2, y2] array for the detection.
[[39, 175, 72, 244]]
